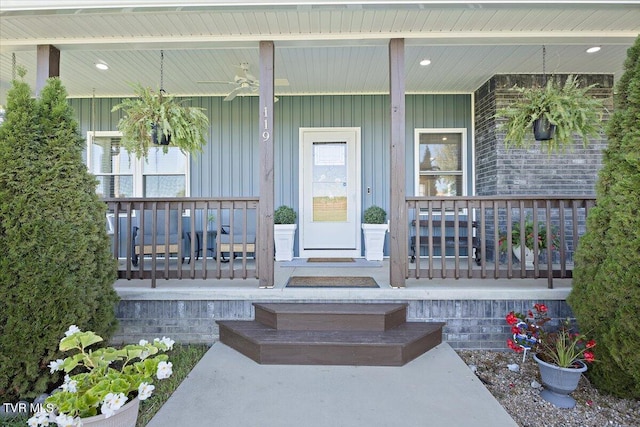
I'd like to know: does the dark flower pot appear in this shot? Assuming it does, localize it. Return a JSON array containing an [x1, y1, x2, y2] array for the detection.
[[533, 353, 587, 409], [532, 117, 556, 141], [151, 123, 171, 145]]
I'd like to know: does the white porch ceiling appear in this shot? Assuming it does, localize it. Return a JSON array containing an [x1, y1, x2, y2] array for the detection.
[[1, 2, 639, 102]]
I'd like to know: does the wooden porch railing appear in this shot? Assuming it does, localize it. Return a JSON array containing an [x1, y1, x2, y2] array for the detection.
[[105, 196, 594, 288], [406, 196, 596, 288], [105, 198, 259, 288]]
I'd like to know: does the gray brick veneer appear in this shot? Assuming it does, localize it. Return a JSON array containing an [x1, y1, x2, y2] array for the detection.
[[112, 299, 573, 351]]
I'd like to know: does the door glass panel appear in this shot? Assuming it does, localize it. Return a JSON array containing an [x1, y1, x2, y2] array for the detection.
[[312, 142, 347, 222]]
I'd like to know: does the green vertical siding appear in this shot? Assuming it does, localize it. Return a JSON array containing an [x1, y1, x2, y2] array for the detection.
[[71, 93, 472, 210]]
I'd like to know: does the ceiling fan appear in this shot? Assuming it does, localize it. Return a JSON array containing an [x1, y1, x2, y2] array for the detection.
[[198, 63, 285, 101]]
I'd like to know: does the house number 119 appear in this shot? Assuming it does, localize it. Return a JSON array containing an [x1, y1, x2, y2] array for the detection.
[[262, 107, 270, 142]]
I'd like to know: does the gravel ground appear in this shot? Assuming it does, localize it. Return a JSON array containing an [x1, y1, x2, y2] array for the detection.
[[457, 350, 640, 427]]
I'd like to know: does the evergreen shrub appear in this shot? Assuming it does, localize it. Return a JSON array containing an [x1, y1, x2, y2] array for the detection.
[[568, 35, 640, 399], [0, 73, 119, 401], [363, 206, 387, 224]]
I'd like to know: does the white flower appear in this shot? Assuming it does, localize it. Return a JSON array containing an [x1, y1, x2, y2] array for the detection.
[[101, 392, 127, 418], [27, 410, 51, 427], [64, 325, 81, 337], [54, 413, 79, 427], [48, 359, 64, 373], [138, 382, 155, 400], [61, 374, 78, 393], [139, 339, 149, 346], [139, 350, 150, 360], [154, 336, 175, 350], [156, 361, 173, 380]]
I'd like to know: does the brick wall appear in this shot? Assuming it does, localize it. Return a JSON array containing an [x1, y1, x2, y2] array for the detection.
[[113, 299, 573, 351], [474, 74, 614, 197]]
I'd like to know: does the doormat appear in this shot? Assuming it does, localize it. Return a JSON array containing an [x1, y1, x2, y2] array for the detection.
[[307, 257, 354, 263], [286, 276, 379, 288]]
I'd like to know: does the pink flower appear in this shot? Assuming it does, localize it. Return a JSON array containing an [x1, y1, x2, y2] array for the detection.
[[584, 351, 595, 363], [586, 340, 596, 349]]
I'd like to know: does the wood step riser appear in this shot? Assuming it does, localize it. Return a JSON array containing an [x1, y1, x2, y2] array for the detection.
[[217, 321, 444, 366], [254, 303, 407, 332]]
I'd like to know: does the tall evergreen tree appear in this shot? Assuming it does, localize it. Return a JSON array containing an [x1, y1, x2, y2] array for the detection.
[[568, 35, 640, 398], [0, 73, 119, 401]]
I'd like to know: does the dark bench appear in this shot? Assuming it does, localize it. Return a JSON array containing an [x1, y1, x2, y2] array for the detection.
[[410, 219, 482, 265]]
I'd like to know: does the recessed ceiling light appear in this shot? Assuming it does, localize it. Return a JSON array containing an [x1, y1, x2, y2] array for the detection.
[[420, 59, 431, 66], [586, 46, 601, 54], [95, 61, 109, 71]]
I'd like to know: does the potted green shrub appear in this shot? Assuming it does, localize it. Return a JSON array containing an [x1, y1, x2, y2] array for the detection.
[[274, 205, 297, 261], [111, 84, 209, 159], [496, 75, 605, 153], [498, 217, 560, 268], [361, 205, 388, 261]]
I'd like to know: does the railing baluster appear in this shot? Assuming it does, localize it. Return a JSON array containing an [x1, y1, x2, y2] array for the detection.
[[506, 201, 513, 279], [479, 201, 487, 279], [545, 200, 553, 288], [453, 201, 460, 279]]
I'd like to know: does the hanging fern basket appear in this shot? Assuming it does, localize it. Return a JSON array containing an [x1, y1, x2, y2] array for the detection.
[[151, 123, 171, 145], [533, 117, 556, 141]]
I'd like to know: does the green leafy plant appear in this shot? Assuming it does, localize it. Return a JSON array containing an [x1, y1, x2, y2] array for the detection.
[[28, 326, 174, 426], [506, 303, 596, 368], [498, 216, 560, 252], [496, 75, 605, 152], [111, 84, 209, 159], [363, 206, 386, 224], [274, 205, 296, 224]]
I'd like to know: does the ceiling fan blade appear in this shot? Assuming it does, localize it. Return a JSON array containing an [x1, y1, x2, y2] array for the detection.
[[224, 86, 244, 101], [196, 80, 235, 85]]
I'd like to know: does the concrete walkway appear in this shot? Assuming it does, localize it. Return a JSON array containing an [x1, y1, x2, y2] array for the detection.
[[147, 343, 517, 427]]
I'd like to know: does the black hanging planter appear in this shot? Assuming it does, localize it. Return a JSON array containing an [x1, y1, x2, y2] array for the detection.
[[151, 123, 171, 145], [532, 117, 556, 141]]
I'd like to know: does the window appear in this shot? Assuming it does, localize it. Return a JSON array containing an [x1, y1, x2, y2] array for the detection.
[[86, 131, 189, 198], [414, 129, 467, 197]]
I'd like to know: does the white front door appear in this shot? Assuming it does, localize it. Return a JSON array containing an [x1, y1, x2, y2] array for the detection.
[[299, 127, 361, 258]]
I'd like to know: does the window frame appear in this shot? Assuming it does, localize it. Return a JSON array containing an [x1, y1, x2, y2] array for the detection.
[[414, 128, 468, 198], [86, 131, 190, 198]]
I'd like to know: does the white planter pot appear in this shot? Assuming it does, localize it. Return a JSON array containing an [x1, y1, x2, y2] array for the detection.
[[80, 397, 139, 427], [513, 245, 535, 268], [362, 223, 388, 261], [274, 224, 297, 261]]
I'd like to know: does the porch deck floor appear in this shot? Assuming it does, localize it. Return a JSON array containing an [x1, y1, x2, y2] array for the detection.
[[114, 259, 573, 301]]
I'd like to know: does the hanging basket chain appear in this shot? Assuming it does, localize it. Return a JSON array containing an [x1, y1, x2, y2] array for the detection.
[[542, 45, 547, 86], [160, 50, 165, 97]]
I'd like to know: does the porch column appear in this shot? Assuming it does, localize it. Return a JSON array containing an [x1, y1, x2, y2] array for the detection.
[[389, 38, 407, 288], [258, 41, 275, 288], [36, 45, 60, 96]]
